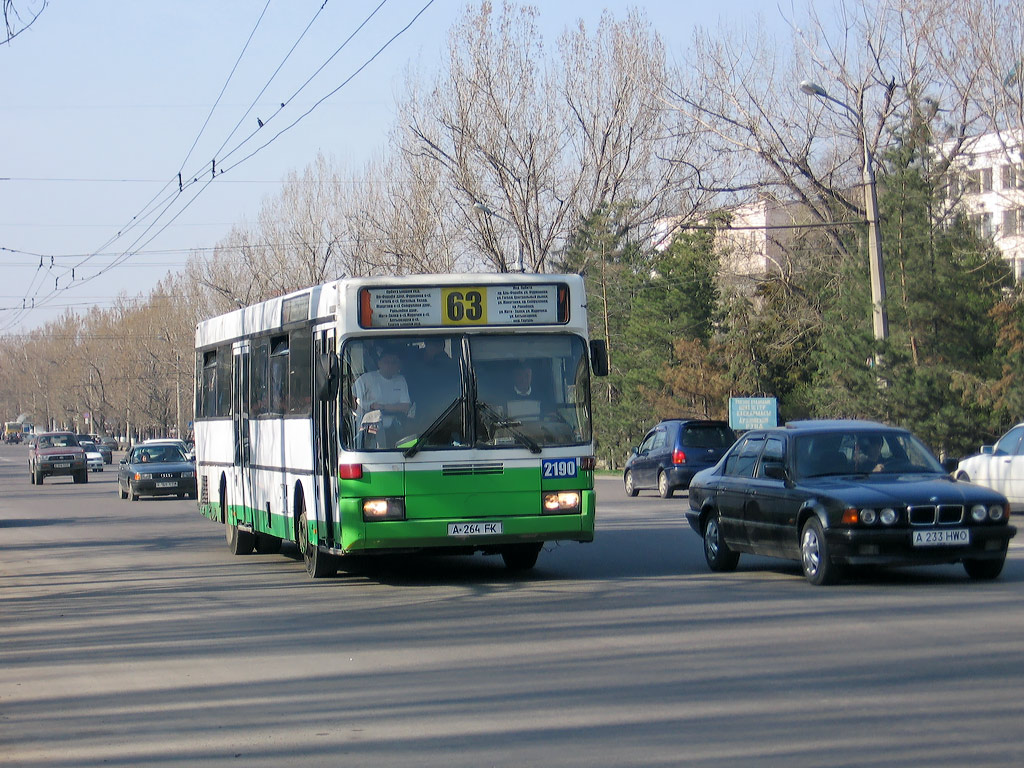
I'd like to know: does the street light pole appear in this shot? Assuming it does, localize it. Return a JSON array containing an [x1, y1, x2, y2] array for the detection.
[[800, 80, 889, 343], [472, 200, 526, 273]]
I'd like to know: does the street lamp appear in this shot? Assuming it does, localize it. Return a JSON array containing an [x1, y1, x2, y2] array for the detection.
[[800, 80, 889, 343], [472, 200, 526, 273]]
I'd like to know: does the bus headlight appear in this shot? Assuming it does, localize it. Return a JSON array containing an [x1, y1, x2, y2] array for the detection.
[[362, 497, 406, 522], [542, 491, 581, 514]]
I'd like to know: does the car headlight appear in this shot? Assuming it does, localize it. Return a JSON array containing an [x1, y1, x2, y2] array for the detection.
[[135, 472, 153, 480], [542, 491, 581, 514], [362, 497, 405, 521], [989, 504, 1006, 521], [181, 471, 195, 479], [859, 508, 877, 525], [971, 504, 987, 522], [879, 508, 897, 525]]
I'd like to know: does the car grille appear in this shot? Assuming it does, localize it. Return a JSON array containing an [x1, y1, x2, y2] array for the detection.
[[907, 505, 964, 525], [47, 454, 77, 462]]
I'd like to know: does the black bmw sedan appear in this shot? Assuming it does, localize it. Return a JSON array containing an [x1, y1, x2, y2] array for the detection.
[[686, 420, 1016, 585], [117, 443, 197, 501]]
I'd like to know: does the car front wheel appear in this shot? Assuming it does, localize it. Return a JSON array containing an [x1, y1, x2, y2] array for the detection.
[[703, 512, 739, 571], [964, 555, 1005, 580], [800, 518, 841, 586]]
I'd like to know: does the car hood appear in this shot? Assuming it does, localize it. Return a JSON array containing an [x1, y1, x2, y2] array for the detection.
[[800, 473, 1006, 506], [34, 446, 84, 456]]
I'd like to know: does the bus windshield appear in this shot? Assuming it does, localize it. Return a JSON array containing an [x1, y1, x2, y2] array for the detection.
[[341, 333, 592, 452]]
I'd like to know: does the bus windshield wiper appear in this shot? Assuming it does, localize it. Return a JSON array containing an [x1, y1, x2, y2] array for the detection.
[[476, 400, 542, 454], [401, 395, 464, 458]]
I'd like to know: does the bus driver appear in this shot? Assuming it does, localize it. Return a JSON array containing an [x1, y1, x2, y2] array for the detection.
[[353, 349, 412, 448]]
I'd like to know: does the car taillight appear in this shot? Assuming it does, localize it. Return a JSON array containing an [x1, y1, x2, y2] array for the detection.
[[673, 449, 686, 465]]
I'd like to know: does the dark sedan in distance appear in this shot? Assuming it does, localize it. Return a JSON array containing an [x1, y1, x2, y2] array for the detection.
[[685, 420, 1016, 585], [117, 443, 197, 501]]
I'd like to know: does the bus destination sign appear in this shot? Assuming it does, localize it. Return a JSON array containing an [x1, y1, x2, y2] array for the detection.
[[359, 283, 566, 328]]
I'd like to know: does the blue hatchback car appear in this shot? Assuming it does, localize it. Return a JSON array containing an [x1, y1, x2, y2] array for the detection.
[[624, 419, 736, 498]]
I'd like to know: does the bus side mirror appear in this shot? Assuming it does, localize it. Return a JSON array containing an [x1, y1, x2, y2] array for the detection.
[[315, 352, 340, 401], [590, 339, 609, 377]]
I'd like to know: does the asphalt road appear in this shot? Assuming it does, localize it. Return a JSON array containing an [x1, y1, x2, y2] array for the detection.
[[2, 443, 1022, 767]]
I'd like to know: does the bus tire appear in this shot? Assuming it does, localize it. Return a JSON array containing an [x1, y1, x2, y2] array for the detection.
[[298, 508, 335, 578], [226, 521, 255, 555], [501, 543, 542, 572]]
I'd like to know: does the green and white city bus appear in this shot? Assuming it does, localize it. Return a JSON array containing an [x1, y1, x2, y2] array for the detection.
[[194, 273, 608, 577]]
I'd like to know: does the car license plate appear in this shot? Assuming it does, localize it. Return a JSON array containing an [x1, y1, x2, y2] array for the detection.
[[912, 529, 970, 546], [54, 463, 70, 469], [447, 522, 502, 536], [155, 481, 176, 488]]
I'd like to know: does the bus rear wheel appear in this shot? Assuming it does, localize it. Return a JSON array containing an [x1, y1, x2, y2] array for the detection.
[[298, 509, 335, 578], [501, 543, 542, 572]]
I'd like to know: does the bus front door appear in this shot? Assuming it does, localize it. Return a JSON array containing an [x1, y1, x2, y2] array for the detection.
[[313, 327, 339, 548]]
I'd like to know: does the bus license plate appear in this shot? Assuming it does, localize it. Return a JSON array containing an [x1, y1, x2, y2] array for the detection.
[[448, 522, 502, 536], [912, 529, 969, 546], [155, 481, 176, 488]]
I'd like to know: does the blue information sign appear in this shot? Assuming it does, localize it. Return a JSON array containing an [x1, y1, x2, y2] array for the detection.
[[729, 397, 778, 430]]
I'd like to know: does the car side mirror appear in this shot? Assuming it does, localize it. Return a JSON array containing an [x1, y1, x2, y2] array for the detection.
[[763, 461, 786, 480], [942, 458, 960, 474], [981, 445, 994, 455]]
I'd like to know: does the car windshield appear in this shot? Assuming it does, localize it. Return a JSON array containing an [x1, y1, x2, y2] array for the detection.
[[39, 434, 75, 448], [341, 333, 592, 452], [794, 430, 944, 478], [135, 446, 186, 463]]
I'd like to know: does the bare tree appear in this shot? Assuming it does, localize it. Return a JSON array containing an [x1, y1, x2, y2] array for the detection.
[[399, 2, 694, 273], [3, 0, 46, 45]]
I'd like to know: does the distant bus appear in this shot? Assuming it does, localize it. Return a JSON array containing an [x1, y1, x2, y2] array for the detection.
[[4, 422, 23, 444], [194, 273, 608, 577]]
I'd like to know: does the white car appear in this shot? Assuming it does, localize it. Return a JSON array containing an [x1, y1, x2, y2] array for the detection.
[[79, 440, 105, 472], [956, 423, 1024, 511]]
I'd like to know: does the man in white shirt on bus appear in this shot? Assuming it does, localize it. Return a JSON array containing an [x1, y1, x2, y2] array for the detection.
[[354, 349, 411, 447]]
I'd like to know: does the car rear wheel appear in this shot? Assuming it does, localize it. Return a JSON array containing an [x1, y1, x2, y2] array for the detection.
[[703, 513, 739, 571], [800, 518, 841, 586], [963, 555, 1005, 580], [658, 471, 673, 498], [624, 470, 638, 497]]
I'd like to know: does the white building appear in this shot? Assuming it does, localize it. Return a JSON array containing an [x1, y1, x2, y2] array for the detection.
[[944, 131, 1024, 279]]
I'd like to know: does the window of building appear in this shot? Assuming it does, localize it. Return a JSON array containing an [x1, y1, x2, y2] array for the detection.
[[963, 167, 994, 195], [1003, 208, 1024, 237], [968, 212, 994, 239]]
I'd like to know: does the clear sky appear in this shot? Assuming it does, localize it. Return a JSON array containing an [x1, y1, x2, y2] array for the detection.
[[0, 0, 786, 333]]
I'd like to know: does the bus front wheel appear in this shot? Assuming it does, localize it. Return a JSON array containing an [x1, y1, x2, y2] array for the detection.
[[501, 543, 542, 572], [223, 488, 254, 555], [298, 509, 335, 578]]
